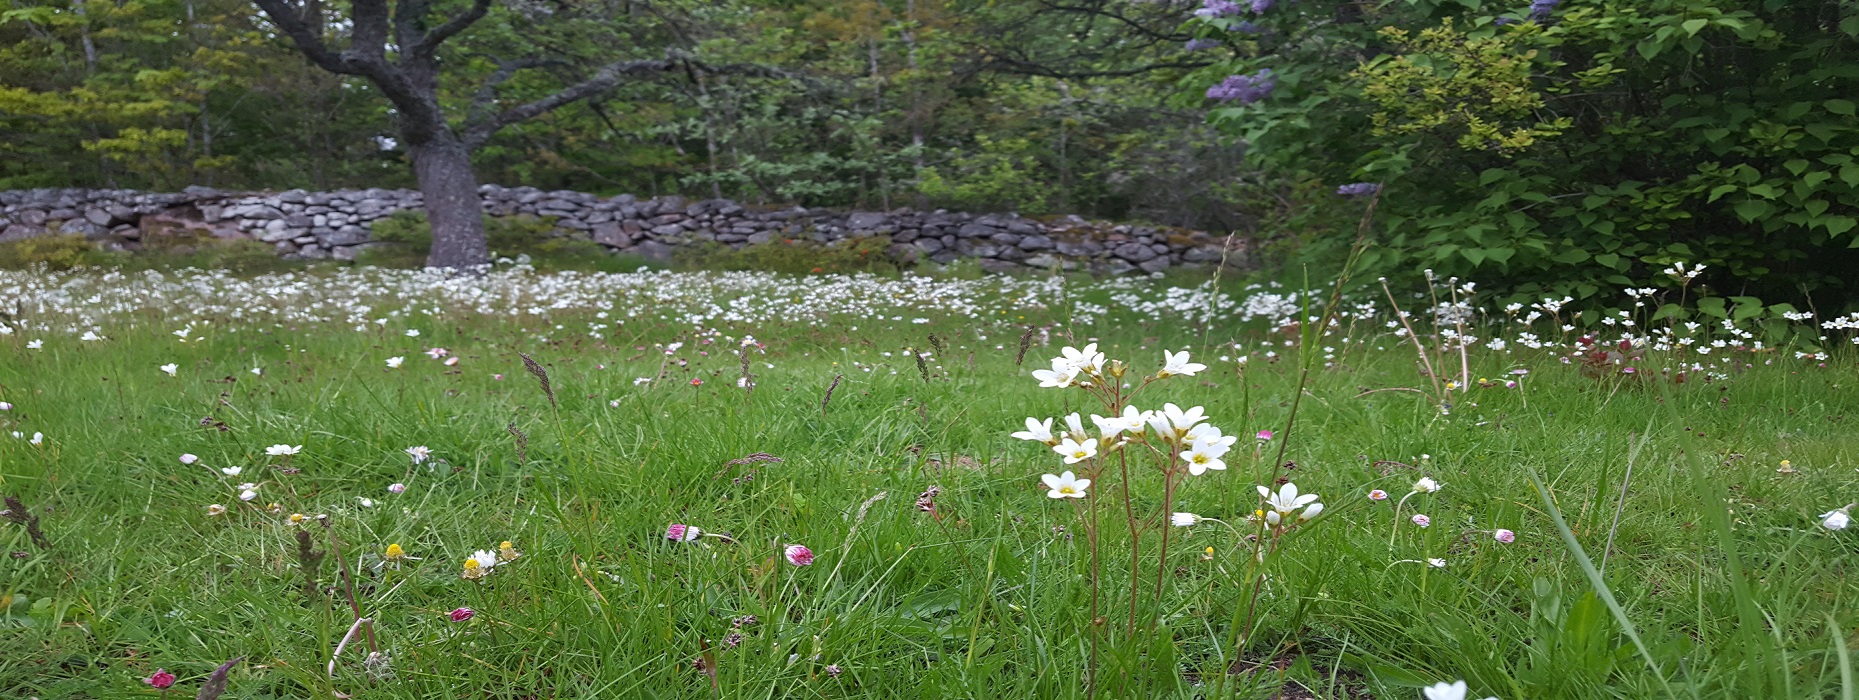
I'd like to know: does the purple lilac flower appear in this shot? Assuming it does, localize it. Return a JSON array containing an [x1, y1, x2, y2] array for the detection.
[[1528, 0, 1559, 21], [1184, 38, 1222, 51], [1193, 0, 1242, 19], [1336, 182, 1380, 197], [1249, 0, 1274, 13], [1205, 69, 1275, 104], [1493, 16, 1516, 26], [1233, 20, 1261, 34]]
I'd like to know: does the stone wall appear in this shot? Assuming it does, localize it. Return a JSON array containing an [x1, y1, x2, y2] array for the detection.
[[0, 185, 1244, 273]]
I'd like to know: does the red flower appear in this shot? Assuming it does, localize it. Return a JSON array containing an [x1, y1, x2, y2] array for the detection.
[[146, 669, 176, 689], [450, 607, 475, 622], [690, 378, 703, 386]]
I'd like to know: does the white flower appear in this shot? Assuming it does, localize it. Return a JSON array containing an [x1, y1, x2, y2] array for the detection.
[[26, 339, 42, 350], [160, 363, 179, 376], [1042, 471, 1091, 499], [388, 483, 407, 494], [386, 356, 405, 368], [250, 367, 263, 376], [28, 432, 42, 446], [220, 466, 242, 477], [238, 488, 258, 502], [357, 497, 375, 508], [1170, 512, 1202, 527], [1011, 417, 1056, 444], [406, 446, 432, 465], [1157, 350, 1206, 378], [1061, 413, 1089, 441], [206, 504, 227, 516], [1821, 507, 1853, 531], [179, 453, 198, 465], [1147, 403, 1207, 443], [0, 402, 8, 411], [632, 377, 652, 385], [405, 329, 421, 337], [1412, 477, 1441, 493], [1258, 482, 1320, 526], [470, 549, 500, 570], [1056, 343, 1105, 375], [1054, 437, 1099, 464], [1422, 680, 1496, 700], [1427, 557, 1448, 568], [266, 444, 302, 456], [1180, 436, 1232, 476], [1032, 359, 1079, 388]]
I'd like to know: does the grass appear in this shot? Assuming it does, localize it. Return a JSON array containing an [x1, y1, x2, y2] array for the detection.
[[0, 266, 1856, 699]]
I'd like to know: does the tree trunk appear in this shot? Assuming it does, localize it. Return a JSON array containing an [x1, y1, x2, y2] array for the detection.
[[410, 134, 489, 269]]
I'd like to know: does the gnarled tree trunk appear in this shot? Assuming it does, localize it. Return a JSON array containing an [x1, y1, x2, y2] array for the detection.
[[408, 133, 489, 269]]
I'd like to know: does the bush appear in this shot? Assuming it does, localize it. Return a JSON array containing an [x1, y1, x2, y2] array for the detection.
[[361, 211, 654, 272], [0, 233, 115, 270], [675, 235, 901, 275]]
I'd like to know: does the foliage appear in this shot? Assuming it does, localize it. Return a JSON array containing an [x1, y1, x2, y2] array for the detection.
[[362, 211, 653, 272], [1188, 0, 1859, 311], [674, 234, 900, 275], [0, 233, 111, 270]]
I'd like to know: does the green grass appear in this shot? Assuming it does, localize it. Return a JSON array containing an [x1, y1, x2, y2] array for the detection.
[[1, 270, 1856, 699]]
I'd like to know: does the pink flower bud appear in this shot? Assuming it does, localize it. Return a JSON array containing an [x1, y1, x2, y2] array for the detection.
[[1494, 528, 1516, 544], [1254, 430, 1274, 441], [449, 607, 475, 622], [1368, 489, 1388, 501], [146, 669, 176, 689], [1411, 514, 1431, 528], [784, 544, 814, 566]]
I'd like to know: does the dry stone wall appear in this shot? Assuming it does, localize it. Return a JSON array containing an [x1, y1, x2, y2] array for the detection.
[[0, 185, 1244, 273]]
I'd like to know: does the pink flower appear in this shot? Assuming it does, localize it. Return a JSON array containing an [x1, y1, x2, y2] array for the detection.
[[666, 523, 701, 542], [1494, 528, 1516, 543], [690, 378, 704, 386], [425, 347, 449, 359], [388, 482, 406, 494], [493, 373, 505, 380], [1255, 430, 1274, 441], [179, 453, 199, 465], [146, 669, 176, 689], [1411, 514, 1431, 528], [449, 607, 475, 622], [784, 544, 814, 566], [1368, 489, 1389, 501]]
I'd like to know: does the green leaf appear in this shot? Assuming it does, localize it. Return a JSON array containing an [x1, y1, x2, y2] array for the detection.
[[1734, 200, 1772, 221], [1681, 18, 1708, 36], [1707, 184, 1738, 203], [1698, 296, 1729, 318], [1827, 99, 1858, 116], [1825, 215, 1858, 237]]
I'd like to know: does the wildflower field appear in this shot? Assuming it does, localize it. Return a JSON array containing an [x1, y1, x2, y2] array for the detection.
[[1, 266, 1857, 699]]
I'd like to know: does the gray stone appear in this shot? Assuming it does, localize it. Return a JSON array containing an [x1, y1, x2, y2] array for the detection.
[[978, 258, 1022, 274], [650, 224, 685, 236], [633, 239, 676, 263], [319, 226, 369, 247], [84, 208, 113, 226], [1138, 258, 1171, 273], [957, 223, 997, 238], [331, 245, 359, 261], [17, 209, 47, 226], [1055, 240, 1100, 257], [1018, 234, 1054, 250], [1113, 242, 1158, 262], [1183, 246, 1227, 263], [914, 237, 945, 254], [747, 231, 775, 245], [847, 212, 889, 230], [592, 222, 632, 248]]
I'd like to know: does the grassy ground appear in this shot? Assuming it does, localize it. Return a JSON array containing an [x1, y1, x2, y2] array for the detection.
[[0, 267, 1856, 699]]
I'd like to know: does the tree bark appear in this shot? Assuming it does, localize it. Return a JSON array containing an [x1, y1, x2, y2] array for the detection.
[[409, 134, 489, 269]]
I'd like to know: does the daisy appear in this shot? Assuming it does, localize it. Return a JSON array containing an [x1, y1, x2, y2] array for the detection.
[[266, 444, 302, 456], [160, 363, 179, 376], [220, 466, 242, 477], [1171, 512, 1203, 527], [388, 483, 406, 494], [179, 453, 199, 465], [784, 544, 815, 566], [1494, 529, 1516, 543], [385, 356, 405, 368], [666, 523, 703, 542], [1822, 506, 1853, 531], [425, 348, 448, 359], [406, 446, 432, 465]]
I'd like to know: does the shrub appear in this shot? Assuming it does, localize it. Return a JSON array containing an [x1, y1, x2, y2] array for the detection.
[[360, 211, 652, 272], [0, 233, 110, 270], [675, 235, 901, 275]]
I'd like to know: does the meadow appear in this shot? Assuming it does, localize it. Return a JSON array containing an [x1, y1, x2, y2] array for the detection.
[[1, 265, 1857, 699]]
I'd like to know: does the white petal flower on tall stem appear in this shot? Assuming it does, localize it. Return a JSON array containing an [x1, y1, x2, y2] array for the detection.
[[1042, 471, 1091, 499], [1032, 360, 1079, 388], [266, 444, 302, 456], [1258, 483, 1320, 525], [1057, 343, 1105, 375], [1822, 506, 1853, 531], [1170, 512, 1203, 527], [1010, 417, 1056, 444], [1157, 350, 1206, 378], [160, 363, 178, 376], [1181, 437, 1232, 476], [406, 445, 432, 465], [1054, 437, 1098, 464]]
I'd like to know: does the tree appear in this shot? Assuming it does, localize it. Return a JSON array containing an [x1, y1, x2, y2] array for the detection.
[[249, 0, 788, 268]]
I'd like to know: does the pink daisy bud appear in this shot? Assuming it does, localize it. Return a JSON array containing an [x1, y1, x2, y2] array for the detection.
[[1494, 528, 1516, 543], [666, 523, 701, 542], [146, 669, 176, 689], [388, 483, 406, 494], [784, 544, 814, 566], [179, 454, 199, 465], [1255, 430, 1274, 441], [449, 607, 475, 622], [690, 378, 704, 386], [1368, 489, 1389, 501], [1411, 514, 1431, 528]]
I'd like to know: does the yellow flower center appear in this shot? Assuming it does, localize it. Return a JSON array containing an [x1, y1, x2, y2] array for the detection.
[[1192, 454, 1210, 464], [462, 558, 480, 570], [1059, 486, 1077, 495], [385, 544, 405, 559], [1071, 450, 1087, 459]]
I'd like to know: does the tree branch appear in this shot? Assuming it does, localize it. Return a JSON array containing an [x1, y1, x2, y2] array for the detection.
[[251, 0, 357, 75], [409, 0, 493, 59], [460, 57, 807, 150]]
